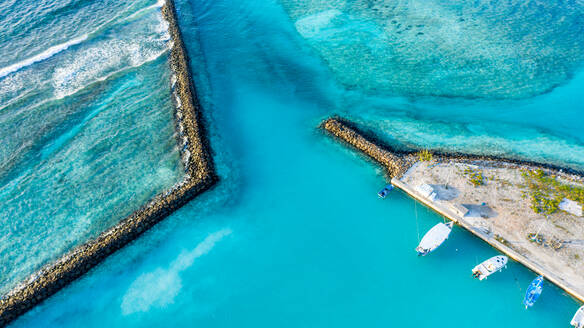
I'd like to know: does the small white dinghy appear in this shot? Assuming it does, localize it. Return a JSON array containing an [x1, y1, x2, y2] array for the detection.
[[571, 306, 584, 328], [416, 222, 453, 256], [471, 255, 508, 280]]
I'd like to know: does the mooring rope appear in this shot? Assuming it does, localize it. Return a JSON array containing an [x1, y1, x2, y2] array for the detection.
[[415, 200, 420, 243]]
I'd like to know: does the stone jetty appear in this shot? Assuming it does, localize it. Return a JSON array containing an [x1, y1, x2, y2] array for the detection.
[[322, 117, 584, 179], [0, 0, 217, 326], [322, 116, 584, 304], [321, 117, 414, 178]]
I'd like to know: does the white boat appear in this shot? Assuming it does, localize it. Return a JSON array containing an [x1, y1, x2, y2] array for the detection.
[[572, 306, 584, 328], [471, 255, 508, 280], [416, 222, 453, 256]]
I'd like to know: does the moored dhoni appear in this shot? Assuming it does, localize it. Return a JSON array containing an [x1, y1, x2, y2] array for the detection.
[[523, 276, 544, 309], [378, 184, 394, 198], [471, 255, 508, 280], [416, 221, 454, 256]]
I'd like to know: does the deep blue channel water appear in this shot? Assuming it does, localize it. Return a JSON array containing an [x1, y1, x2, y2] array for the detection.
[[1, 0, 583, 327]]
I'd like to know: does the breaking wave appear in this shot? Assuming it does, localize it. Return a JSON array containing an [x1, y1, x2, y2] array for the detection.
[[0, 35, 88, 79], [126, 0, 167, 21], [0, 3, 170, 108], [51, 41, 168, 100], [0, 0, 167, 81]]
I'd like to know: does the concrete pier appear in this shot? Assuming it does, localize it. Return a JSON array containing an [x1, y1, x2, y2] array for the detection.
[[322, 116, 584, 304], [0, 0, 216, 325], [391, 178, 584, 303]]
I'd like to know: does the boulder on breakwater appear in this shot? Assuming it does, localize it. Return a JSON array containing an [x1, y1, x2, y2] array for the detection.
[[321, 116, 584, 179], [321, 117, 414, 178]]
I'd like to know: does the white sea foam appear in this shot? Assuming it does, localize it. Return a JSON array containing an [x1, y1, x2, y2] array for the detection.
[[120, 228, 232, 315], [157, 16, 171, 42], [52, 37, 167, 99], [126, 0, 167, 21], [0, 0, 167, 82], [0, 35, 88, 79], [48, 5, 171, 100], [53, 49, 167, 100]]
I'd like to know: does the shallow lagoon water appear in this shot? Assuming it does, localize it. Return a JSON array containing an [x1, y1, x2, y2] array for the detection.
[[281, 0, 584, 99], [5, 0, 584, 326]]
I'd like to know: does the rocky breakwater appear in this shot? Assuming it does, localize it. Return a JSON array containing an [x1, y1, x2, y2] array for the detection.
[[0, 0, 217, 326], [321, 117, 413, 178], [321, 117, 584, 179]]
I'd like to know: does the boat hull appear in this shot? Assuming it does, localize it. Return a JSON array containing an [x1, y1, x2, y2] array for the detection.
[[523, 276, 544, 309], [572, 306, 584, 327], [378, 184, 394, 198], [416, 222, 453, 256], [472, 255, 508, 280]]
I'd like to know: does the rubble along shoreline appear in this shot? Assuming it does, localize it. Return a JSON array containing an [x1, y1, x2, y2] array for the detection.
[[0, 0, 217, 325]]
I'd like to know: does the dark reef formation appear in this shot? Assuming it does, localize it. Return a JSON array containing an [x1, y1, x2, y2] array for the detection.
[[0, 0, 216, 325]]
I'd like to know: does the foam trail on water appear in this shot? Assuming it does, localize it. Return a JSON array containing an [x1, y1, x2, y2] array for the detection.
[[120, 228, 232, 315], [0, 35, 88, 79], [0, 0, 145, 80], [53, 48, 168, 100]]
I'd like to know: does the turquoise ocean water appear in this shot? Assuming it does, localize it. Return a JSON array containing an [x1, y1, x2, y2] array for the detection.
[[1, 0, 584, 327]]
